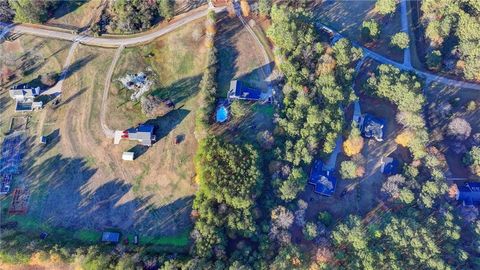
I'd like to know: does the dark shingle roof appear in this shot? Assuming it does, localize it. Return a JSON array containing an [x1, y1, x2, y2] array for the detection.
[[457, 182, 480, 206], [229, 80, 262, 101], [361, 114, 385, 141], [309, 160, 336, 197]]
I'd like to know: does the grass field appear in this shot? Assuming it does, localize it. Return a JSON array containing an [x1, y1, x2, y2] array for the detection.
[[426, 82, 480, 179], [47, 0, 102, 30], [108, 19, 206, 130], [314, 0, 403, 62]]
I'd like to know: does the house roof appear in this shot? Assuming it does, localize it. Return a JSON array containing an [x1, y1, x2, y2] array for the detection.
[[456, 182, 480, 206], [127, 124, 154, 146], [9, 85, 40, 100], [361, 114, 385, 141], [101, 231, 120, 243], [229, 80, 262, 101], [309, 160, 336, 196]]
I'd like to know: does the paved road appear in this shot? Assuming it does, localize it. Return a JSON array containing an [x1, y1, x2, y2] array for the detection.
[[317, 22, 480, 90], [0, 6, 226, 47], [400, 0, 412, 68]]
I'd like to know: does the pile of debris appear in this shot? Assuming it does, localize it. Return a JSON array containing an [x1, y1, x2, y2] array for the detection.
[[140, 95, 175, 117], [119, 72, 153, 101]]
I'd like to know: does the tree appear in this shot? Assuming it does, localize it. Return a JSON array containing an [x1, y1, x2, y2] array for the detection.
[[318, 211, 333, 227], [40, 72, 58, 87], [279, 168, 307, 201], [271, 206, 294, 230], [140, 95, 174, 117], [390, 32, 410, 49], [395, 130, 414, 147], [240, 0, 251, 17], [303, 222, 318, 240], [447, 117, 472, 141], [361, 19, 380, 41], [340, 161, 359, 180], [381, 174, 406, 199], [258, 0, 272, 17], [464, 146, 480, 176], [230, 100, 248, 119], [375, 0, 397, 15], [343, 124, 364, 157], [10, 0, 60, 23], [158, 0, 174, 20], [426, 50, 442, 70], [0, 0, 14, 22]]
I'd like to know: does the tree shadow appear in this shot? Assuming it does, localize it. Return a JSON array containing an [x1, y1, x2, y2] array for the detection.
[[151, 75, 202, 106], [216, 14, 243, 97], [60, 87, 88, 107], [51, 0, 88, 20], [63, 54, 97, 81]]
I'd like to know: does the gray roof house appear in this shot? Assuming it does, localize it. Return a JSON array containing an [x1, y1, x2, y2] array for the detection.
[[125, 124, 156, 146], [360, 114, 385, 142]]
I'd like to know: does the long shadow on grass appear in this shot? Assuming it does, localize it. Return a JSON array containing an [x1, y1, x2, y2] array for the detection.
[[19, 151, 193, 239], [51, 0, 88, 20], [215, 14, 243, 97], [151, 75, 202, 106]]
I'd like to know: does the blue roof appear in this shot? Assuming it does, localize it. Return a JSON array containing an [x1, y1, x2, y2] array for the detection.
[[309, 160, 336, 196], [231, 81, 262, 100], [383, 159, 399, 175], [101, 231, 120, 243], [457, 182, 480, 206], [137, 125, 154, 133]]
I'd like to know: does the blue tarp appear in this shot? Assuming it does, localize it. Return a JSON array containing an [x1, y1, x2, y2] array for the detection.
[[216, 106, 228, 123], [101, 231, 120, 243]]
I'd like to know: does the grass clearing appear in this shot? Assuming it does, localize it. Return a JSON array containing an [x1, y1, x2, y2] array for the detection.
[[314, 0, 403, 62], [47, 0, 101, 30]]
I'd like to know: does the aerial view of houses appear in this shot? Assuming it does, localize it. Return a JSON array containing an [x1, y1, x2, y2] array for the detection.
[[1, 0, 480, 269]]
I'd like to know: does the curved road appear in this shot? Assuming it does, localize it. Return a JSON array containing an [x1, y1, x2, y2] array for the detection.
[[0, 6, 226, 47]]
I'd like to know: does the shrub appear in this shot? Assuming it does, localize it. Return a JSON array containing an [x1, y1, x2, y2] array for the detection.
[[340, 161, 359, 180], [467, 100, 477, 111], [361, 19, 380, 41], [464, 146, 480, 176], [426, 50, 442, 70], [303, 222, 318, 240], [318, 211, 333, 227], [390, 32, 410, 49], [230, 100, 249, 119], [375, 0, 397, 15], [395, 130, 414, 147]]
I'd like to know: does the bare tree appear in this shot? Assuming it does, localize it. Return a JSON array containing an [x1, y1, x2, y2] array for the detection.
[[381, 174, 406, 198], [447, 117, 472, 141]]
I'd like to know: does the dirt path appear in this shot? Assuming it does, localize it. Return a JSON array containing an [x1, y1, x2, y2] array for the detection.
[[42, 41, 79, 96], [100, 45, 124, 138]]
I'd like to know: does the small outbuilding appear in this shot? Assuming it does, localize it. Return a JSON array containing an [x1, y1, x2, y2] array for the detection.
[[380, 157, 399, 176], [309, 160, 337, 197], [456, 182, 480, 206], [360, 114, 385, 142], [101, 231, 121, 243], [39, 136, 47, 145], [122, 152, 134, 161]]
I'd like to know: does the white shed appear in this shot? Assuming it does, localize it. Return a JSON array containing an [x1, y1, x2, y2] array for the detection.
[[122, 152, 134, 161]]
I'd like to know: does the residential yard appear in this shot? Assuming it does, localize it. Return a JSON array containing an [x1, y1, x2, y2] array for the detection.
[[314, 0, 403, 62], [426, 81, 480, 179], [1, 31, 199, 247], [301, 59, 406, 223], [108, 18, 206, 130], [0, 35, 71, 139], [217, 15, 271, 96]]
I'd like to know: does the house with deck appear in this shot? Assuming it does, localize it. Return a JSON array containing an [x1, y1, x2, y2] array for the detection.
[[228, 80, 271, 102], [309, 160, 337, 197], [359, 114, 385, 142], [9, 85, 43, 112]]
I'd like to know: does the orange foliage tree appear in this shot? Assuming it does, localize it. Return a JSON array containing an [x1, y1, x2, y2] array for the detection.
[[343, 125, 364, 157], [395, 130, 414, 147], [240, 0, 251, 17]]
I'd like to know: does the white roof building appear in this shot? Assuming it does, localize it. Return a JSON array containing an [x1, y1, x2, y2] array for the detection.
[[122, 152, 134, 161]]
